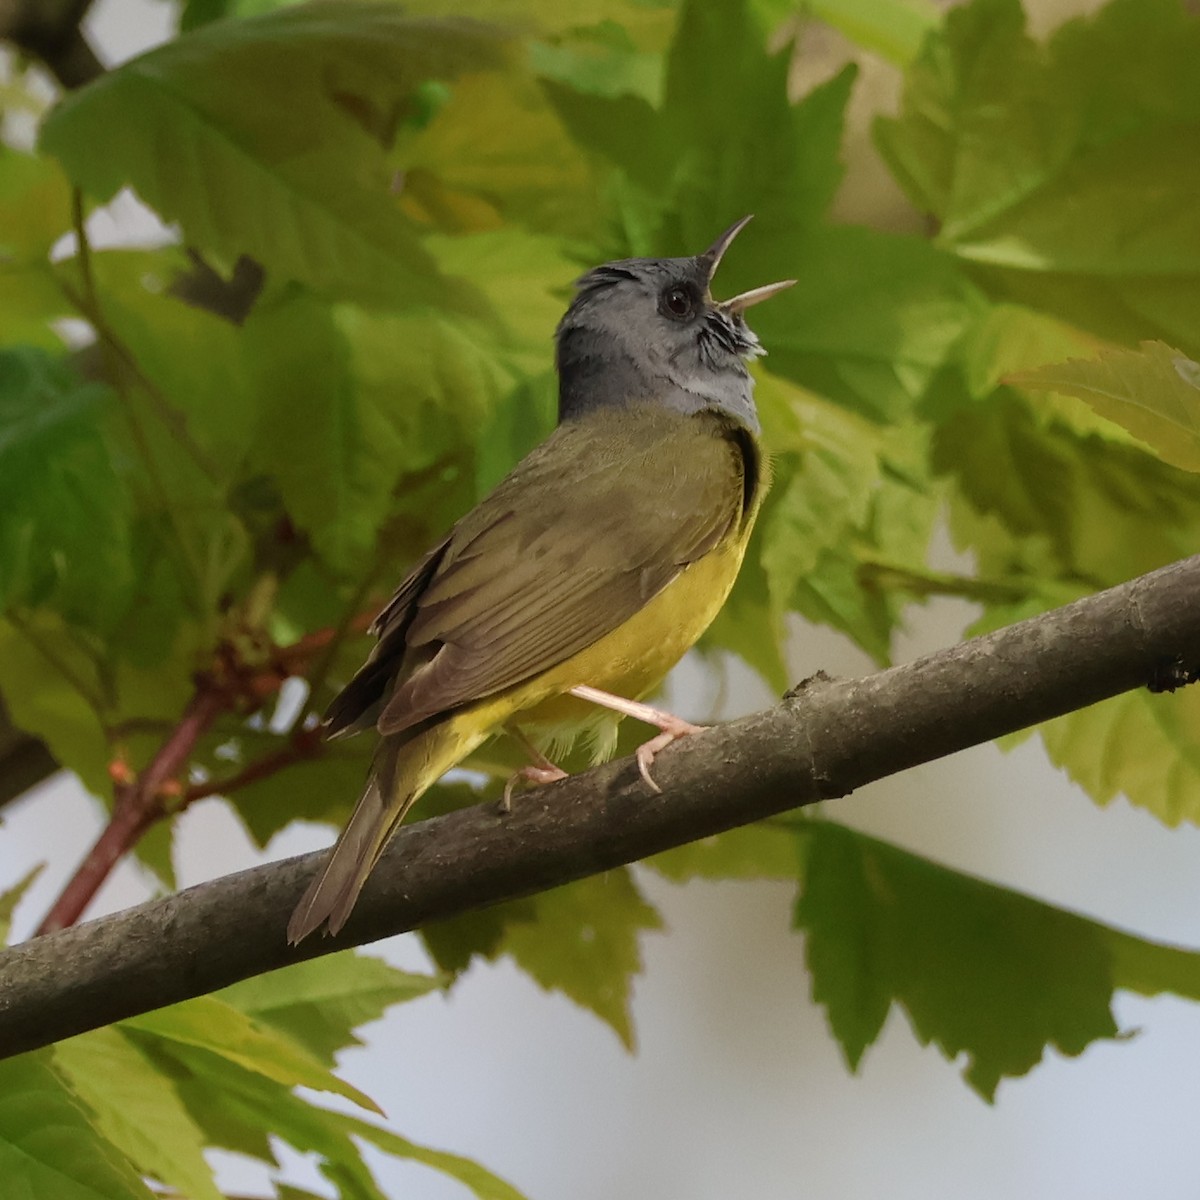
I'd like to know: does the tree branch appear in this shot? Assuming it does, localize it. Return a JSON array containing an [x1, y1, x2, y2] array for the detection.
[[2, 553, 1199, 1058]]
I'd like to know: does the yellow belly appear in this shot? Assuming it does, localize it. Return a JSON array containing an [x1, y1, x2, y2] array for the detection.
[[437, 520, 754, 766]]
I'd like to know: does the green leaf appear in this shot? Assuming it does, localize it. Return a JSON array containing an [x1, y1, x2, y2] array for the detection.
[[52, 1028, 221, 1200], [159, 1035, 526, 1200], [934, 390, 1200, 589], [0, 260, 72, 348], [797, 820, 1200, 1098], [421, 847, 662, 1048], [501, 868, 662, 1049], [217, 950, 442, 1066], [238, 289, 515, 574], [180, 0, 300, 30], [649, 822, 798, 881], [876, 0, 1200, 356], [659, 6, 854, 248], [755, 372, 880, 628], [0, 1051, 152, 1199], [792, 544, 896, 664], [420, 893, 537, 977], [333, 303, 520, 478], [1108, 926, 1200, 1004], [425, 228, 577, 355], [957, 302, 1103, 402], [755, 227, 982, 423], [398, 0, 663, 34], [796, 822, 1119, 1099], [0, 615, 113, 802], [0, 863, 43, 945], [955, 301, 1143, 441], [0, 347, 132, 626], [794, 825, 893, 1072], [1009, 341, 1200, 473], [226, 737, 374, 848], [0, 148, 75, 344], [123, 995, 383, 1114], [529, 19, 663, 101], [40, 2, 511, 308], [736, 372, 940, 664], [343, 1111, 529, 1200], [238, 290, 367, 574], [832, 438, 942, 636], [545, 0, 855, 252], [788, 0, 939, 65], [405, 66, 605, 237], [159, 1042, 389, 1199], [49, 249, 251, 629], [95, 258, 261, 477], [1037, 685, 1200, 828], [0, 146, 73, 258]]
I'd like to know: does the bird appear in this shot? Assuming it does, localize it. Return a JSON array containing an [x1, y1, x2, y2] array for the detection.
[[286, 216, 793, 944]]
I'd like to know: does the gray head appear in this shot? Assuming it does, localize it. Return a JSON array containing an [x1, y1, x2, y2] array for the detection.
[[555, 216, 793, 435]]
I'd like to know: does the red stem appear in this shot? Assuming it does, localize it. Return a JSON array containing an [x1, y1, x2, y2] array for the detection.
[[35, 801, 155, 935], [35, 688, 227, 936], [31, 605, 375, 936]]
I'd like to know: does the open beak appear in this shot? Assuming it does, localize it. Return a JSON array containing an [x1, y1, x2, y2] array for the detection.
[[700, 214, 755, 276], [722, 278, 796, 313], [701, 215, 795, 312]]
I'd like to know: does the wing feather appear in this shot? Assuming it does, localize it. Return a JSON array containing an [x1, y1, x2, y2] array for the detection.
[[330, 408, 751, 740]]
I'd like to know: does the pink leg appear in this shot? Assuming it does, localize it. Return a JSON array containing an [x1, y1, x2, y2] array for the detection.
[[502, 725, 568, 811], [568, 685, 707, 794]]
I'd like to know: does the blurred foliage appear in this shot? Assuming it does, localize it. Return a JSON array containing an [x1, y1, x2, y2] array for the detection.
[[4, 0, 1200, 1193]]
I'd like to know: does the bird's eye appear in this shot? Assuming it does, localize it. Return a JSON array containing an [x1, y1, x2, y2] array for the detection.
[[660, 285, 695, 321]]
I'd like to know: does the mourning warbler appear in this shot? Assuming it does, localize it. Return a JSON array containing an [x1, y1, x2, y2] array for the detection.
[[287, 216, 793, 943]]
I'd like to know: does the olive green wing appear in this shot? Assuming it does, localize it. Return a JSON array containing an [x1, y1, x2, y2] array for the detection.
[[375, 412, 747, 735]]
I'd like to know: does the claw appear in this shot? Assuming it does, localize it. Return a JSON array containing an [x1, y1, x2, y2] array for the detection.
[[500, 761, 569, 811], [501, 724, 569, 811], [634, 716, 707, 794]]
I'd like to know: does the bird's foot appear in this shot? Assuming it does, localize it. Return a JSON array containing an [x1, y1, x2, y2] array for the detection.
[[634, 715, 707, 794], [500, 762, 570, 812], [568, 685, 708, 793], [500, 726, 570, 812]]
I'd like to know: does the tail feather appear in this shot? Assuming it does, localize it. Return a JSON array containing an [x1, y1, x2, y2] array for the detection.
[[287, 743, 419, 943], [287, 713, 496, 944]]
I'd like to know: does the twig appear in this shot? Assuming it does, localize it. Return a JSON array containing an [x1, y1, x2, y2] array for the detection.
[[35, 685, 227, 935], [183, 726, 323, 805], [66, 193, 211, 610], [65, 194, 223, 483], [276, 607, 376, 675], [856, 556, 1040, 604], [3, 551, 1199, 1054], [31, 608, 377, 932]]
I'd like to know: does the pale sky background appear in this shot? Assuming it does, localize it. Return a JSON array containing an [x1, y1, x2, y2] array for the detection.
[[4, 2, 1200, 1198]]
